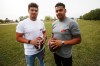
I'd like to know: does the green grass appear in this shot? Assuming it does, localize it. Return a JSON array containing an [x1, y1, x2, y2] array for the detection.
[[72, 20, 100, 66], [0, 20, 100, 66]]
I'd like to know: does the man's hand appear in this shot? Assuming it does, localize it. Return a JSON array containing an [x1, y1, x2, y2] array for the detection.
[[48, 38, 62, 51], [41, 37, 46, 45], [30, 37, 41, 49], [55, 40, 62, 47]]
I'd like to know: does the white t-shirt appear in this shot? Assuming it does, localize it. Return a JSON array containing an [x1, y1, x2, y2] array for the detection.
[[16, 18, 46, 55]]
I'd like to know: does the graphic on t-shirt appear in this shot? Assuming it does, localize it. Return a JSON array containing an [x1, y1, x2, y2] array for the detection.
[[61, 29, 68, 32]]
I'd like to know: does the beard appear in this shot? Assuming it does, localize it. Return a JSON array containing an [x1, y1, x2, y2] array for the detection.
[[56, 14, 66, 21], [30, 15, 37, 21]]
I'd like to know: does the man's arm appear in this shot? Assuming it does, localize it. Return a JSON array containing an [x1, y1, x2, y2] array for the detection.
[[53, 34, 81, 47], [16, 32, 40, 47], [64, 34, 81, 45], [16, 32, 29, 43]]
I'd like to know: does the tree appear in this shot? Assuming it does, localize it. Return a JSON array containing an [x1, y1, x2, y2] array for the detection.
[[79, 16, 83, 19], [5, 18, 9, 23], [0, 19, 4, 23], [15, 20, 18, 22], [19, 16, 28, 21], [83, 8, 100, 20], [54, 17, 56, 20]]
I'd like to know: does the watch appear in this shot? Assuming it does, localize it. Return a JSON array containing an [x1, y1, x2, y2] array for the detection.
[[62, 41, 65, 45]]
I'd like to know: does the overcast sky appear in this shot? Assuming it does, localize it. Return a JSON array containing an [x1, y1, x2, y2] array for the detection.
[[0, 0, 100, 20]]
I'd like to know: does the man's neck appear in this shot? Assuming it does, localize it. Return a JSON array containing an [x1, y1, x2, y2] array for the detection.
[[30, 17, 36, 21], [59, 16, 66, 22]]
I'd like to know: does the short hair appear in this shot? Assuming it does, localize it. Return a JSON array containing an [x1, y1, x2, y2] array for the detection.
[[55, 2, 65, 8], [28, 2, 38, 10]]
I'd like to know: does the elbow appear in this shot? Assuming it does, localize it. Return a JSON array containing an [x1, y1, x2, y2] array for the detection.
[[77, 40, 81, 44], [16, 37, 20, 42], [16, 32, 24, 43], [77, 38, 81, 44]]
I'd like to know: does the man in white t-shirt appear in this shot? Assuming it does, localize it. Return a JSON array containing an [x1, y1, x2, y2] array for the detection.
[[16, 2, 47, 66]]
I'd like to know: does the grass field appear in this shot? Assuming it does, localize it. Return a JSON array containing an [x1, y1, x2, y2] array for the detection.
[[0, 20, 100, 66]]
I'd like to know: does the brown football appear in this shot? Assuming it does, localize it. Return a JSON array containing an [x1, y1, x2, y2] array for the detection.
[[48, 44, 59, 52], [48, 38, 59, 52]]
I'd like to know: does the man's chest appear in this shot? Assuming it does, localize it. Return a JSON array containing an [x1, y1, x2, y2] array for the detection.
[[52, 22, 70, 35], [23, 23, 43, 34]]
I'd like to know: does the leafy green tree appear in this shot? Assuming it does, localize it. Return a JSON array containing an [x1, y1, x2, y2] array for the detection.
[[19, 16, 28, 21], [79, 16, 83, 19], [0, 19, 4, 23], [5, 18, 9, 23], [15, 20, 18, 22], [83, 8, 100, 20]]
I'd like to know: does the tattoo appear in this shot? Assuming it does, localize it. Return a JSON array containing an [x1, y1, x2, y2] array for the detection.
[[72, 34, 81, 38]]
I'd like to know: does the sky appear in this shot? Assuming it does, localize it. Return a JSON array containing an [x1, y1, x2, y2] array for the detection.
[[0, 0, 100, 20]]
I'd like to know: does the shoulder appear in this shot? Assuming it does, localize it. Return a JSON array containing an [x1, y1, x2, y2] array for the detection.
[[37, 20, 45, 24], [17, 18, 29, 26], [36, 20, 45, 27], [66, 17, 79, 26], [39, 20, 44, 23], [52, 20, 58, 26]]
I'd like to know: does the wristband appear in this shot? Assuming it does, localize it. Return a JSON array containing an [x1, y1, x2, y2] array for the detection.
[[28, 40, 31, 44]]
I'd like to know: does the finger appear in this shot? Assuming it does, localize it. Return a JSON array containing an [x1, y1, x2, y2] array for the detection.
[[41, 41, 44, 45], [38, 37, 42, 39], [36, 37, 41, 40], [35, 42, 39, 46], [53, 45, 58, 49], [37, 40, 40, 43], [34, 45, 38, 49], [50, 44, 56, 48], [51, 40, 55, 42], [50, 41, 56, 45]]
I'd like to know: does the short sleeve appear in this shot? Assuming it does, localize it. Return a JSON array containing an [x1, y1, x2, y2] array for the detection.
[[16, 22, 24, 33], [70, 21, 80, 35]]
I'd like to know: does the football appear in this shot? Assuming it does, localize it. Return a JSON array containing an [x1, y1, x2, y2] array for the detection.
[[48, 42, 59, 52], [49, 45, 56, 52], [34, 37, 44, 51], [48, 38, 59, 52]]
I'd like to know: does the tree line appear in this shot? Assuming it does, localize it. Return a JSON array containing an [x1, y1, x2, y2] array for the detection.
[[80, 8, 100, 20], [0, 18, 18, 23]]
